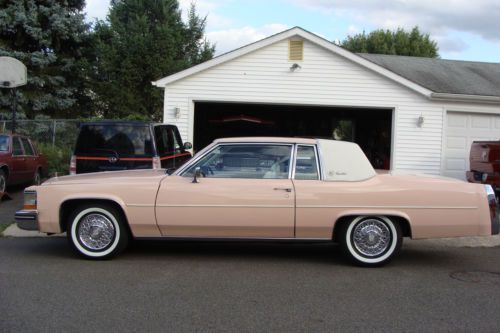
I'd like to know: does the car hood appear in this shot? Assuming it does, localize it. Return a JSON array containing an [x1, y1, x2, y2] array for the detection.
[[42, 169, 168, 185]]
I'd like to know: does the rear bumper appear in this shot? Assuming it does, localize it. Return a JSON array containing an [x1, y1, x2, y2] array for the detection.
[[15, 210, 38, 231]]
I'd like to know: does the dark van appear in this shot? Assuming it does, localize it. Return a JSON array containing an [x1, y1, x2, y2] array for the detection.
[[70, 121, 192, 174]]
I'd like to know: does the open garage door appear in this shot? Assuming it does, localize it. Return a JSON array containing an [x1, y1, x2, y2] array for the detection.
[[194, 102, 393, 169]]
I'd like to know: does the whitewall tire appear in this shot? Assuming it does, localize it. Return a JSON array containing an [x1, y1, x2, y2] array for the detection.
[[67, 204, 129, 259], [341, 216, 402, 267]]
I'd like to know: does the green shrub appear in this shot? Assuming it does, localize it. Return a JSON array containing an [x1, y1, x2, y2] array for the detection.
[[37, 143, 73, 177]]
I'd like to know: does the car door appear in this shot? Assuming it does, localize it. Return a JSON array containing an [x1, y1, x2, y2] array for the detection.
[[155, 143, 295, 238], [10, 136, 28, 183], [154, 125, 191, 170]]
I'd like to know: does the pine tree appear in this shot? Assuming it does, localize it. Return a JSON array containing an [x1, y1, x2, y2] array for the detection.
[[341, 27, 439, 58], [0, 0, 92, 118], [91, 0, 215, 120]]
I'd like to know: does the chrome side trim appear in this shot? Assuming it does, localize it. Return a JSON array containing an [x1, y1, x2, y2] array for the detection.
[[296, 205, 478, 210], [126, 204, 154, 207], [156, 204, 294, 208]]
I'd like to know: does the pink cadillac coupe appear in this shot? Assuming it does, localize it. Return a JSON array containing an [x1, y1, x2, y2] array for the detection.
[[16, 137, 498, 266]]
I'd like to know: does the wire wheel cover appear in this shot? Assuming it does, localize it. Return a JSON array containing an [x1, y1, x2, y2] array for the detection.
[[352, 218, 392, 257], [77, 213, 116, 251]]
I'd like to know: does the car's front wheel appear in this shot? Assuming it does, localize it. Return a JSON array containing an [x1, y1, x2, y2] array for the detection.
[[67, 204, 129, 259], [340, 216, 402, 267]]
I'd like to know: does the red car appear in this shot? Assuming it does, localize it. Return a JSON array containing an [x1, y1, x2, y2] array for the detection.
[[0, 133, 48, 193], [466, 141, 500, 196]]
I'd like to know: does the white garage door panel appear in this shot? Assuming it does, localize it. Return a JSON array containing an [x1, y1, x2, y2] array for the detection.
[[444, 112, 500, 180]]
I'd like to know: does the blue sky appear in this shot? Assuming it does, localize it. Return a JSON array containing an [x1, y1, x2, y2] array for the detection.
[[85, 0, 500, 63]]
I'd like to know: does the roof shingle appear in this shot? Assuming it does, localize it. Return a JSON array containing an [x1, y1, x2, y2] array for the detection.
[[358, 53, 500, 97]]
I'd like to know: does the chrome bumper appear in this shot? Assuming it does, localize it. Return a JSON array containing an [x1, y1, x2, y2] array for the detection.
[[15, 210, 38, 231]]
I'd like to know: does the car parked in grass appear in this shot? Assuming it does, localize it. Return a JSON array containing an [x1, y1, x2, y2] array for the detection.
[[70, 121, 192, 174], [0, 133, 47, 192], [16, 137, 498, 266]]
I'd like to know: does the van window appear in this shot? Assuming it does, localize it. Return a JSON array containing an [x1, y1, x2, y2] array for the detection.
[[154, 126, 182, 155], [75, 124, 153, 157]]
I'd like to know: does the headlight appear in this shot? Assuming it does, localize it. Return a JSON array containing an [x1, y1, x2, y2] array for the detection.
[[23, 191, 37, 210]]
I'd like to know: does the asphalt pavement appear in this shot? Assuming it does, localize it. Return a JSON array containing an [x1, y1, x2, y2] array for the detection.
[[1, 238, 499, 332]]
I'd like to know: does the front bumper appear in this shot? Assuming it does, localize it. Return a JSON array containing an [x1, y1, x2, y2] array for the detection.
[[15, 210, 39, 231]]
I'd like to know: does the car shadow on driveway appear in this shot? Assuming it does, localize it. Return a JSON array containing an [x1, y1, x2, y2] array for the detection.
[[3, 236, 492, 270], [127, 240, 345, 265]]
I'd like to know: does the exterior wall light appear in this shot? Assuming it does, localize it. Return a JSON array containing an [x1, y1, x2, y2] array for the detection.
[[290, 63, 301, 72], [174, 107, 181, 119], [417, 115, 425, 127]]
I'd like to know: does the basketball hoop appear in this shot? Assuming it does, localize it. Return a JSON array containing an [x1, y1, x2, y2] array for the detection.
[[0, 57, 28, 134]]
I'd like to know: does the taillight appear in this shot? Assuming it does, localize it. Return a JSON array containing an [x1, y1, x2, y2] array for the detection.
[[69, 155, 76, 175], [152, 156, 161, 169]]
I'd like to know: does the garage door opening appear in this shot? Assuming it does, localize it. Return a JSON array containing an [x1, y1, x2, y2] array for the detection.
[[194, 102, 392, 169]]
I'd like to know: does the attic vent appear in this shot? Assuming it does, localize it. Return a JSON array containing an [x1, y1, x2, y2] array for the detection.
[[289, 40, 303, 61]]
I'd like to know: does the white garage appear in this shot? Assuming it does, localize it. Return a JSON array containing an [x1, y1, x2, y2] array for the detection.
[[153, 27, 500, 179]]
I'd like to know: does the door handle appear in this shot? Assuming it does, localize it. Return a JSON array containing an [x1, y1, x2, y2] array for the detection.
[[274, 187, 292, 192]]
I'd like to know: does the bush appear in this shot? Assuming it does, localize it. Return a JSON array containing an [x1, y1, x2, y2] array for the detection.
[[37, 143, 73, 177]]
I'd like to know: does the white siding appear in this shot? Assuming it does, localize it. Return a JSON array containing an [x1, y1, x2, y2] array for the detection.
[[161, 39, 499, 175]]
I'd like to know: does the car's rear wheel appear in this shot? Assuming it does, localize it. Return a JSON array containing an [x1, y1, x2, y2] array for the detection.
[[0, 170, 6, 193], [340, 216, 402, 267], [67, 204, 129, 259]]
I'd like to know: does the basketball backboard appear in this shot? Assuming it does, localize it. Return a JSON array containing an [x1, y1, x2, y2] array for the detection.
[[0, 56, 27, 88]]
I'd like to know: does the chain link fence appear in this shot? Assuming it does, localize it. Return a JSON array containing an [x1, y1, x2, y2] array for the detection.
[[1, 119, 80, 176], [0, 119, 80, 148]]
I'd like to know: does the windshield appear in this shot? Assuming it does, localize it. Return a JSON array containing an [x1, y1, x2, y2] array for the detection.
[[0, 135, 9, 152], [74, 124, 153, 157]]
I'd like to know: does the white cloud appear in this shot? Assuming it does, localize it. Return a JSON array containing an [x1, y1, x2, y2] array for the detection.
[[178, 0, 232, 28], [346, 24, 359, 37], [85, 0, 110, 21], [290, 0, 500, 52], [207, 24, 289, 55]]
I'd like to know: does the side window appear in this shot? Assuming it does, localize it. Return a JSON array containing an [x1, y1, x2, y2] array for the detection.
[[171, 128, 182, 153], [155, 126, 179, 155], [12, 137, 24, 156], [21, 138, 34, 156], [294, 145, 319, 180], [183, 144, 292, 179]]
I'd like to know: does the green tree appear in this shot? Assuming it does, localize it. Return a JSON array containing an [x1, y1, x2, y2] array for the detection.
[[341, 26, 439, 58], [0, 0, 93, 118], [91, 0, 215, 120]]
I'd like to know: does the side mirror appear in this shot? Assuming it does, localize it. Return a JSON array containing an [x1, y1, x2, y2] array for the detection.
[[192, 167, 201, 183], [184, 142, 192, 150]]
